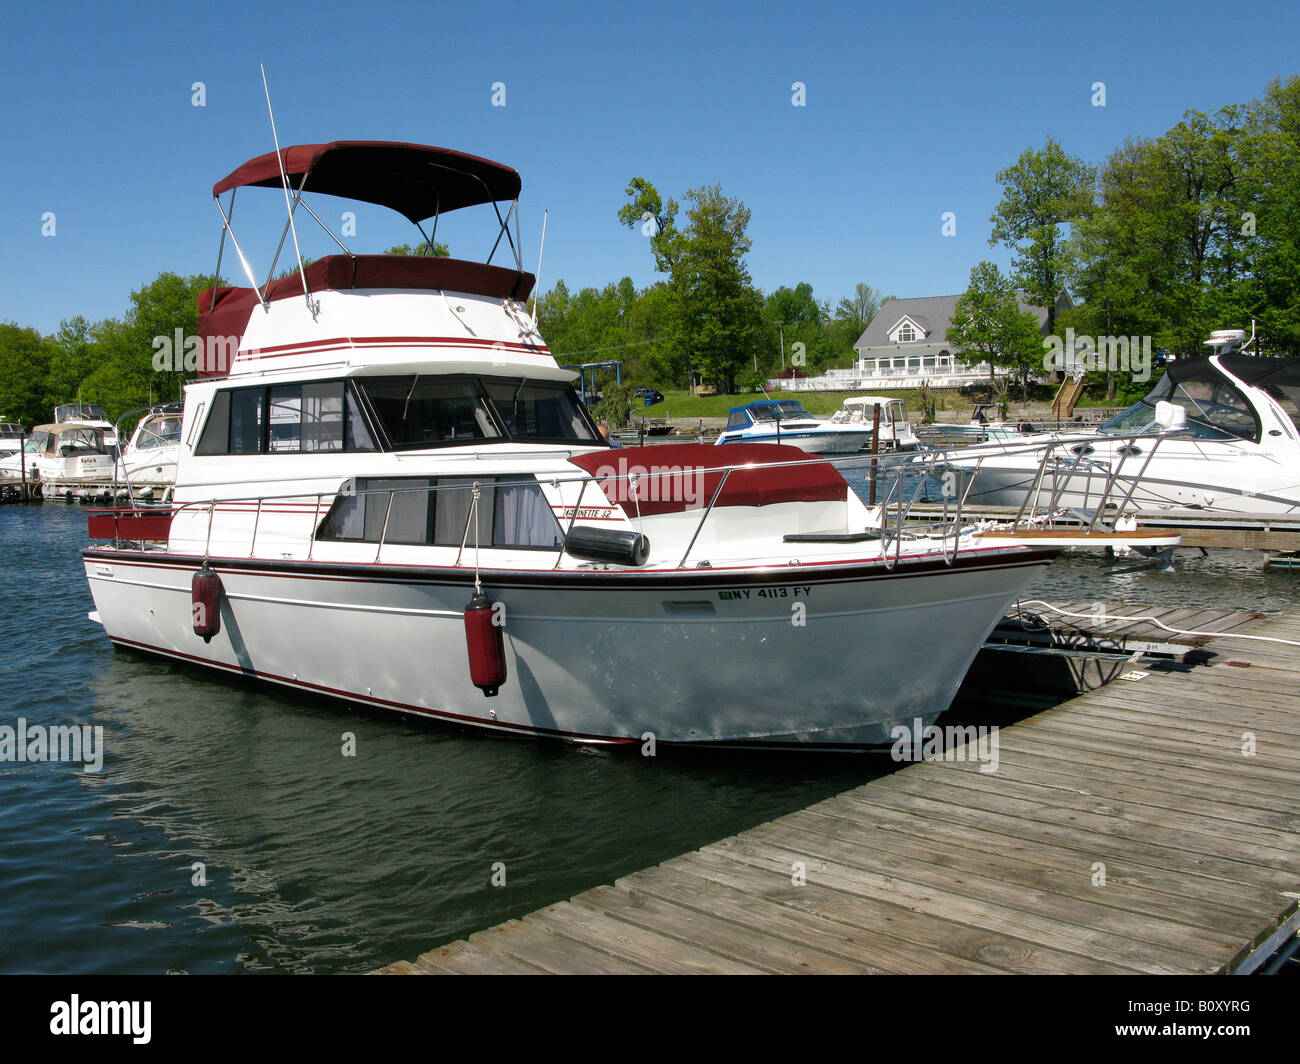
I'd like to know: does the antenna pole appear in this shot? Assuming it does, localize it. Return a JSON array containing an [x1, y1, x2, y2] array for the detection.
[[532, 209, 548, 325], [260, 64, 314, 316]]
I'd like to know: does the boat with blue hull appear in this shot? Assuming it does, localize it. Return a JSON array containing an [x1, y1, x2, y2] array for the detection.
[[715, 400, 872, 455]]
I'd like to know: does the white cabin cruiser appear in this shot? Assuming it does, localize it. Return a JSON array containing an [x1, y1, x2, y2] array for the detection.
[[0, 422, 115, 487], [830, 396, 919, 451], [943, 333, 1300, 516], [715, 399, 872, 454], [81, 140, 1064, 749]]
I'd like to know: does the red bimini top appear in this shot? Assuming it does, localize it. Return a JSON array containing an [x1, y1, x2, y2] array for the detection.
[[568, 443, 848, 516], [213, 141, 522, 221]]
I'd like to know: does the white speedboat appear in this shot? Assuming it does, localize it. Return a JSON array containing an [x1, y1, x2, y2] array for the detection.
[[715, 399, 872, 454], [943, 331, 1300, 516], [829, 396, 919, 451], [80, 139, 1064, 750], [116, 406, 183, 493]]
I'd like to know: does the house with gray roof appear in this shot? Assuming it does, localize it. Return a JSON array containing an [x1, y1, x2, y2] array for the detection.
[[771, 290, 1069, 392], [847, 292, 1069, 389]]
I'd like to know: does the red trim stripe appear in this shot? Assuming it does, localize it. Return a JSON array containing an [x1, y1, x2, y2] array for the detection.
[[233, 335, 552, 363]]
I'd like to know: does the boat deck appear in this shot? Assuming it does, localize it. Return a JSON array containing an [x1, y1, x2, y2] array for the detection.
[[374, 605, 1300, 974]]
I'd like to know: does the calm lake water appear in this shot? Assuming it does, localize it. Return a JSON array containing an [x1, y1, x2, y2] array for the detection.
[[1, 500, 1296, 974]]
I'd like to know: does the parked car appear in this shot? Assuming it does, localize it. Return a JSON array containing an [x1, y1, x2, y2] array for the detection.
[[633, 388, 665, 406]]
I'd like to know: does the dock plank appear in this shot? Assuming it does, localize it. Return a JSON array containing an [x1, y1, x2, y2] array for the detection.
[[381, 605, 1300, 975]]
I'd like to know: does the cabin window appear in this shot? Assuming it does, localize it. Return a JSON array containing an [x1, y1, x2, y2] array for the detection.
[[481, 379, 598, 442], [230, 388, 264, 454], [896, 323, 916, 342], [359, 377, 502, 449], [269, 386, 302, 452], [195, 381, 375, 455], [195, 393, 229, 455], [316, 475, 563, 550]]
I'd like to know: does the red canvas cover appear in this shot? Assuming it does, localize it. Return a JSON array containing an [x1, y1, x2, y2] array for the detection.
[[195, 256, 536, 377], [568, 443, 847, 516], [86, 509, 174, 541], [212, 141, 521, 221]]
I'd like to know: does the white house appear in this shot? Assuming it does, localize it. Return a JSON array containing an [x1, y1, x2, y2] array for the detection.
[[771, 292, 1068, 392]]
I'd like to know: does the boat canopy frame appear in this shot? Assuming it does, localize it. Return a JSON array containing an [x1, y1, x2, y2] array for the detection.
[[208, 141, 525, 317]]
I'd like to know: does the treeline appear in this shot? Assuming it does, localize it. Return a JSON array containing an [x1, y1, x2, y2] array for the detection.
[[535, 274, 884, 393], [2, 75, 1296, 428], [978, 75, 1300, 371], [0, 274, 215, 429]]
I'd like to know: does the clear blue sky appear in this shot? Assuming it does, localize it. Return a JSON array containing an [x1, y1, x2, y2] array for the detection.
[[1, 0, 1296, 335]]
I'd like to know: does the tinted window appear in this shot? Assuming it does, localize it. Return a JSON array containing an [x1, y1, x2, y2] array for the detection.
[[230, 388, 264, 454], [195, 391, 231, 456], [195, 381, 373, 455], [482, 380, 598, 442], [359, 377, 501, 449]]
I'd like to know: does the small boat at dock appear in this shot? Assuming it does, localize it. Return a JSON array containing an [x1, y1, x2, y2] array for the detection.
[[715, 399, 873, 454]]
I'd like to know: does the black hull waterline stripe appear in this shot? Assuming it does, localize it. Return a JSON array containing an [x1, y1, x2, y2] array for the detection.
[[83, 546, 1060, 589]]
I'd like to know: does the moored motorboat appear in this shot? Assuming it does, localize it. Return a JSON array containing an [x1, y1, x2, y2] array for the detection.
[[715, 399, 872, 454], [0, 421, 115, 493], [829, 396, 919, 451], [115, 405, 183, 495], [0, 420, 23, 457], [942, 331, 1300, 516], [81, 139, 1064, 749]]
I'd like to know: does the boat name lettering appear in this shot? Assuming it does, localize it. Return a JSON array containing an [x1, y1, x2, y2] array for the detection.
[[559, 506, 615, 520]]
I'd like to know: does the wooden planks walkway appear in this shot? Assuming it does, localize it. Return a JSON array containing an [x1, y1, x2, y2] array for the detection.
[[375, 607, 1300, 975]]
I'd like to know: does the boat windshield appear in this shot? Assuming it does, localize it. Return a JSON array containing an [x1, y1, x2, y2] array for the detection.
[[54, 428, 105, 455], [751, 401, 815, 423], [134, 417, 183, 449], [356, 375, 599, 450], [55, 403, 108, 423], [0, 424, 22, 439], [1099, 372, 1257, 441]]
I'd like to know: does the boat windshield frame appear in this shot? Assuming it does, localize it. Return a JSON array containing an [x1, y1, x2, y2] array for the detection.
[[746, 401, 816, 424], [210, 142, 525, 309], [1099, 368, 1260, 442], [354, 373, 603, 451]]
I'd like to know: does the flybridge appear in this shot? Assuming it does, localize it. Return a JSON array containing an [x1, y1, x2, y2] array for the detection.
[[198, 140, 538, 378]]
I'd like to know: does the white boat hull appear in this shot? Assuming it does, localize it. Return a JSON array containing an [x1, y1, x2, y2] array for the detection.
[[83, 547, 1053, 748], [717, 429, 872, 455], [949, 437, 1300, 515]]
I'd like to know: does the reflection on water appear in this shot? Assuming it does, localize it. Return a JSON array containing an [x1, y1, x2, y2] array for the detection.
[[1, 498, 1296, 974]]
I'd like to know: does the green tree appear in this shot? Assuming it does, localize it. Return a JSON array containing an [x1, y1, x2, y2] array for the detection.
[[947, 262, 1044, 405], [46, 316, 100, 408], [989, 137, 1095, 333], [0, 322, 56, 428], [384, 241, 450, 257], [620, 179, 763, 392]]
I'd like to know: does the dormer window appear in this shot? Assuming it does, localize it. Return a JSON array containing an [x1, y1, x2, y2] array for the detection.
[[890, 318, 922, 343]]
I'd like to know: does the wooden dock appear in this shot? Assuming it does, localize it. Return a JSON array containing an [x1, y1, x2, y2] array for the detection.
[[375, 606, 1300, 975], [905, 502, 1300, 552]]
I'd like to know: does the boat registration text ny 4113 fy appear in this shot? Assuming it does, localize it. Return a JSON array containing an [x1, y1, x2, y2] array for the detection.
[[718, 587, 813, 600]]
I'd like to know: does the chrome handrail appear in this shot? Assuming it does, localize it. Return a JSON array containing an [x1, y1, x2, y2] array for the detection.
[[110, 428, 1184, 561]]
